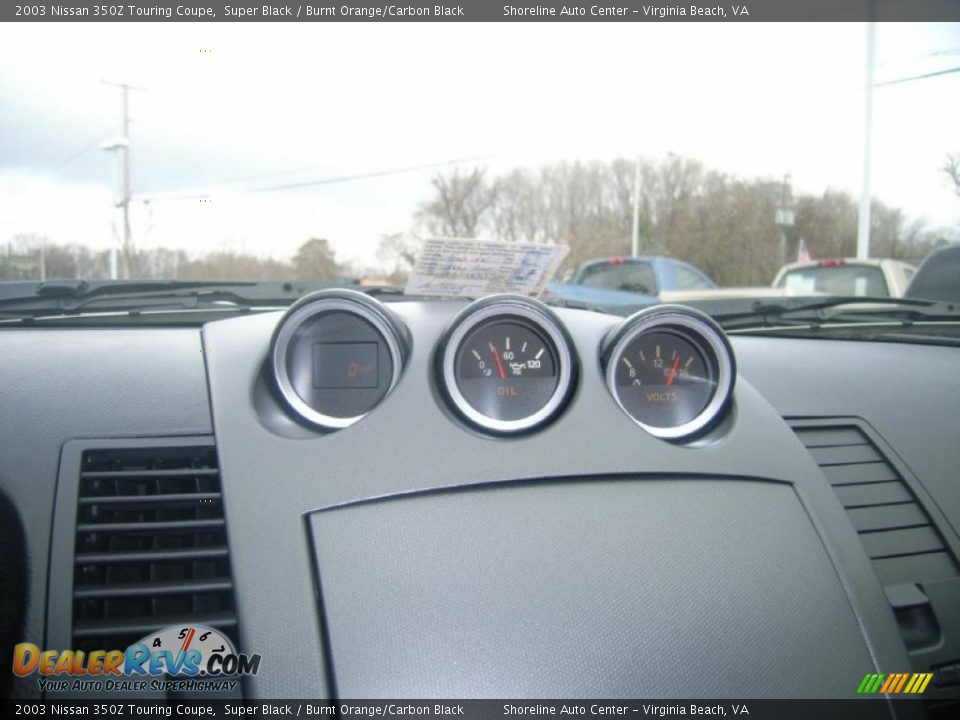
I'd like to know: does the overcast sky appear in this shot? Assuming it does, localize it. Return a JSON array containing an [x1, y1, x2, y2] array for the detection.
[[1, 21, 958, 270]]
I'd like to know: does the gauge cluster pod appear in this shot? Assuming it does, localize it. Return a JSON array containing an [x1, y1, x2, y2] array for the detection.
[[269, 289, 410, 431], [601, 304, 736, 441], [436, 294, 578, 436]]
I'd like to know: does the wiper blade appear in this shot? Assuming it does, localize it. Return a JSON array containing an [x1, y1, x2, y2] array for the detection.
[[713, 296, 960, 330], [0, 279, 263, 300], [0, 280, 359, 320], [541, 296, 653, 315]]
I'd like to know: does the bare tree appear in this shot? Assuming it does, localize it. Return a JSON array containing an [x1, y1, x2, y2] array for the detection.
[[487, 169, 552, 244], [416, 167, 496, 238], [408, 155, 939, 286], [376, 232, 421, 284], [944, 153, 960, 198]]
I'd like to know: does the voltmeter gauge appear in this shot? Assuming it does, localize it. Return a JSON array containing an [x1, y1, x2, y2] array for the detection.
[[439, 296, 576, 435], [603, 305, 735, 440]]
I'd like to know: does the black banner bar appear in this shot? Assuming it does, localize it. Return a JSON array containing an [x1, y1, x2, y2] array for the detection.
[[3, 0, 960, 23], [0, 699, 927, 720]]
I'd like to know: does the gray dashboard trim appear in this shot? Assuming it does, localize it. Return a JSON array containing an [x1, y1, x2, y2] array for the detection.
[[0, 328, 212, 698], [733, 334, 960, 542], [306, 477, 888, 699], [1, 309, 953, 701], [789, 416, 960, 701], [202, 303, 913, 698], [789, 417, 960, 566]]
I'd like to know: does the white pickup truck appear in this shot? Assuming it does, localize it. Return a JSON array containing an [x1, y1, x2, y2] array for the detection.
[[771, 258, 917, 298]]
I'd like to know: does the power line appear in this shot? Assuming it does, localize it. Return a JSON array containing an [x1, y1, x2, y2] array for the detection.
[[140, 154, 495, 202], [2, 126, 117, 175], [184, 162, 347, 189], [48, 127, 119, 174], [3, 126, 119, 197], [875, 65, 960, 87], [252, 155, 495, 193]]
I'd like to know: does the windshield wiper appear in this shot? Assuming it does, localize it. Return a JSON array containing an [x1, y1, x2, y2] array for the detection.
[[0, 280, 356, 320], [540, 296, 650, 316], [713, 296, 960, 331]]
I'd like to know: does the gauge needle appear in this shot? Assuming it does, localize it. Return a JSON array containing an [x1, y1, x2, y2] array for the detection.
[[490, 344, 506, 380], [665, 354, 681, 386], [180, 627, 196, 653]]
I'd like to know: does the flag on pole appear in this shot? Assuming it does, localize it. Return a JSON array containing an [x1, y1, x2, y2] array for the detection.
[[797, 237, 811, 263]]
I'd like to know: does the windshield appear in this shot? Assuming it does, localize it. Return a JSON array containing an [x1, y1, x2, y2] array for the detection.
[[1, 20, 959, 333]]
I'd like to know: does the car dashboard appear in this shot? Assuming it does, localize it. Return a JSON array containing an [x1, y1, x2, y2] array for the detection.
[[1, 296, 959, 712]]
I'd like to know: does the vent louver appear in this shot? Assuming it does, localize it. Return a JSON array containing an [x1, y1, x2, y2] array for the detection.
[[793, 425, 959, 587], [72, 446, 237, 653]]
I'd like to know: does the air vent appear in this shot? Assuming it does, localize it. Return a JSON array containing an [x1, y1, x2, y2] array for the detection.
[[72, 446, 237, 653], [793, 425, 959, 587]]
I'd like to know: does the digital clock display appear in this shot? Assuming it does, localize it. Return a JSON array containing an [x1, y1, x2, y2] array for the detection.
[[313, 342, 380, 389]]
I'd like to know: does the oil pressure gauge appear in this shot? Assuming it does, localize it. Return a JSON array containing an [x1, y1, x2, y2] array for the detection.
[[603, 305, 735, 440], [439, 296, 576, 435]]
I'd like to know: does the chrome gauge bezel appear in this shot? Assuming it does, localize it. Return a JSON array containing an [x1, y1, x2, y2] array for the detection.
[[270, 289, 406, 431], [440, 296, 576, 436], [603, 305, 735, 441]]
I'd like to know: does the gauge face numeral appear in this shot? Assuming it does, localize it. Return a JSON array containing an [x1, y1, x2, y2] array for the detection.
[[457, 320, 558, 422], [613, 331, 714, 429], [441, 298, 575, 435], [131, 625, 235, 675], [605, 308, 735, 440]]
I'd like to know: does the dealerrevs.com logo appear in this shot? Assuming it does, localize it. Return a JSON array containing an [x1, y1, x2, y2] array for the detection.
[[12, 624, 261, 693]]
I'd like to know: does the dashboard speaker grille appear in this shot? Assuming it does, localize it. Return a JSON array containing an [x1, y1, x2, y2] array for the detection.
[[72, 446, 237, 653], [793, 424, 959, 586]]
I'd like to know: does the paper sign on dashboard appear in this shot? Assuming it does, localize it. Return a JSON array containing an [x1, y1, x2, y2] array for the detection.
[[405, 237, 569, 299]]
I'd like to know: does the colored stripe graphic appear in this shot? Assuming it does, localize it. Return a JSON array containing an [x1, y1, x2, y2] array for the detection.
[[860, 672, 933, 694], [904, 674, 920, 693], [885, 673, 901, 693]]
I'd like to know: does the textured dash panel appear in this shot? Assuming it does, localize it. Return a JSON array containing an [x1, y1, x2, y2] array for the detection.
[[310, 478, 872, 699]]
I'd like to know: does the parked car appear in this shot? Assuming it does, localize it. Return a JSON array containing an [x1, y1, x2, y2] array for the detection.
[[545, 256, 716, 307], [905, 243, 960, 302], [772, 258, 916, 298], [546, 256, 807, 307], [574, 256, 716, 293]]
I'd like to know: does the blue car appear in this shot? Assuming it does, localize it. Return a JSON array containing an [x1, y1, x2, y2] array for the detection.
[[545, 256, 716, 307]]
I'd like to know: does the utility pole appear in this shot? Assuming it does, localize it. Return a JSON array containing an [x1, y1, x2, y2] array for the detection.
[[775, 175, 795, 269], [102, 81, 145, 279], [857, 10, 876, 260], [631, 156, 641, 257]]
